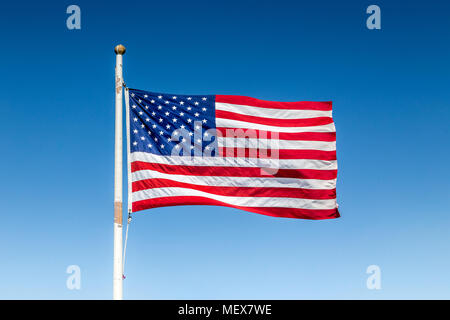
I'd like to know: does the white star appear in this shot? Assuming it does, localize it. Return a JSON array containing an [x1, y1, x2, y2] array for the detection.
[[180, 101, 185, 105], [159, 131, 164, 135], [180, 125, 185, 129], [197, 139, 201, 143], [187, 107, 192, 111], [140, 137, 145, 141], [160, 144, 165, 149], [194, 112, 199, 117], [205, 145, 210, 150], [202, 119, 207, 123], [172, 96, 177, 99], [158, 95, 162, 99], [146, 118, 150, 122], [145, 105, 149, 109], [131, 93, 135, 97], [144, 95, 148, 98], [179, 112, 184, 116], [159, 118, 163, 123], [190, 145, 194, 149], [133, 141, 137, 146], [154, 137, 158, 142], [195, 125, 201, 130], [139, 111, 143, 115], [158, 105, 162, 110], [173, 131, 179, 136], [152, 124, 157, 128], [165, 101, 169, 104], [202, 97, 207, 101], [141, 124, 145, 128], [172, 106, 177, 110], [138, 99, 142, 103], [133, 129, 138, 134], [165, 111, 170, 116], [150, 100, 155, 103], [167, 138, 172, 142], [194, 102, 199, 105], [187, 119, 192, 123], [188, 132, 193, 136], [175, 144, 180, 149], [147, 144, 152, 148], [173, 118, 178, 123], [187, 97, 192, 100], [166, 124, 171, 129], [152, 112, 156, 116], [204, 132, 209, 137], [148, 131, 152, 135], [202, 107, 207, 111], [132, 105, 137, 109], [182, 138, 186, 142]]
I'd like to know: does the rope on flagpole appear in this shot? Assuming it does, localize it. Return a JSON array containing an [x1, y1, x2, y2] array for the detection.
[[122, 210, 132, 279], [122, 83, 132, 280]]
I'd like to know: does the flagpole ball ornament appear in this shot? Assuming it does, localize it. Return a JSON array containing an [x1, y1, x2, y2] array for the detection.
[[114, 44, 126, 55]]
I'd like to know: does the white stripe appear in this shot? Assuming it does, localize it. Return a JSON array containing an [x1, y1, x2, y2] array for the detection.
[[216, 118, 336, 133], [218, 137, 336, 151], [133, 187, 336, 209], [216, 102, 332, 119], [131, 152, 338, 170], [132, 169, 337, 190]]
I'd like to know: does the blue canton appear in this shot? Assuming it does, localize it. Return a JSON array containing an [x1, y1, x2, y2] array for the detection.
[[128, 89, 217, 156]]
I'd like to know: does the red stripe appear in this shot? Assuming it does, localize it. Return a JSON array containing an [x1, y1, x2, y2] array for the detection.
[[132, 196, 339, 220], [131, 161, 337, 180], [219, 148, 337, 160], [216, 128, 336, 141], [133, 179, 336, 199], [216, 95, 332, 111], [215, 110, 333, 127]]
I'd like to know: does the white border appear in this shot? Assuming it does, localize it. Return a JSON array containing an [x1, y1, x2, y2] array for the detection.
[[124, 87, 132, 213]]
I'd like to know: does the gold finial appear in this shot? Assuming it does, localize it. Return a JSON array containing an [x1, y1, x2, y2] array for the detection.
[[114, 44, 126, 55]]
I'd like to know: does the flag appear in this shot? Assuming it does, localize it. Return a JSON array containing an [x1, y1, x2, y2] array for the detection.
[[126, 88, 339, 220]]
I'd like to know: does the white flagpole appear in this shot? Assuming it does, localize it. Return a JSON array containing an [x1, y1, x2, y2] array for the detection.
[[113, 44, 126, 300]]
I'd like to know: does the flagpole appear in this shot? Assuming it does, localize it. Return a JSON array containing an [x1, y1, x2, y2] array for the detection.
[[113, 44, 126, 300]]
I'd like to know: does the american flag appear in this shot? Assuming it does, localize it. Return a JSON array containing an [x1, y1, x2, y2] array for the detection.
[[126, 88, 339, 220]]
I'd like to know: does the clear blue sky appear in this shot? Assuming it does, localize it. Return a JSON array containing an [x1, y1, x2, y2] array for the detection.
[[1, 0, 449, 299]]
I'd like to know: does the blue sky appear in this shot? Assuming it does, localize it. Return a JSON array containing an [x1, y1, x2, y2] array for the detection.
[[0, 0, 449, 299]]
